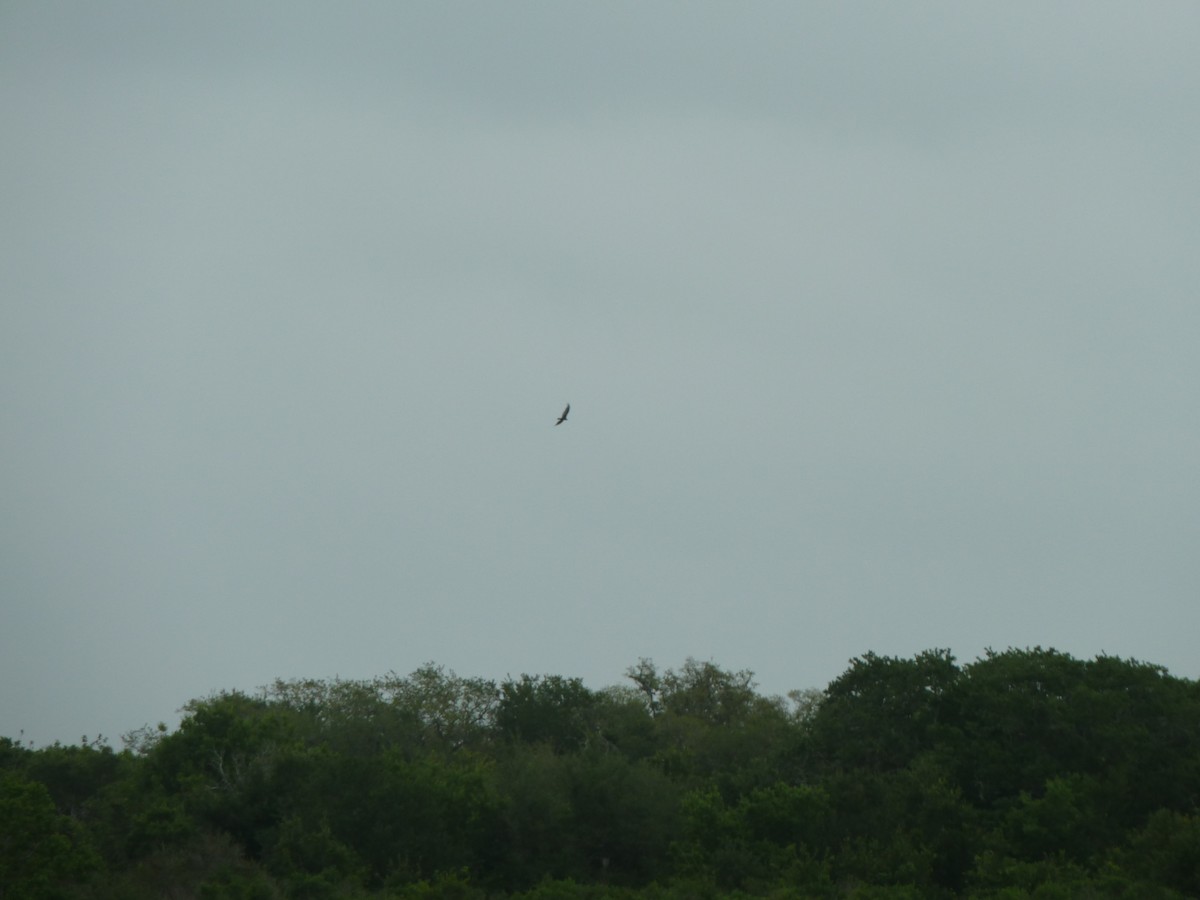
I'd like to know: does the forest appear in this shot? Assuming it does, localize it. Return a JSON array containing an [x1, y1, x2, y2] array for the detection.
[[3, 648, 1200, 899]]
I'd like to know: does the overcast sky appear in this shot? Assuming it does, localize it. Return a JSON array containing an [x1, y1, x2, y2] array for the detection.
[[3, 3, 1199, 747]]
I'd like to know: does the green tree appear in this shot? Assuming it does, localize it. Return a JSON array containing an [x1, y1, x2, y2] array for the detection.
[[562, 750, 680, 886], [264, 676, 423, 757], [494, 744, 575, 886], [949, 648, 1094, 806], [277, 748, 499, 887], [949, 648, 1200, 818], [497, 675, 597, 753], [1125, 809, 1200, 897], [994, 774, 1112, 865], [7, 650, 1199, 897], [590, 687, 658, 762], [263, 813, 366, 898], [627, 658, 795, 793], [672, 783, 836, 895], [375, 664, 499, 753], [145, 691, 296, 858], [657, 658, 759, 726], [807, 649, 960, 774], [0, 771, 100, 898]]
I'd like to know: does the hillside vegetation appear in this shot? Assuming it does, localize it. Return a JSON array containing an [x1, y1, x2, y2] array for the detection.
[[4, 648, 1200, 898]]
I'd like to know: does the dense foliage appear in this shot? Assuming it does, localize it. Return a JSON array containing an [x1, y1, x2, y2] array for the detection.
[[4, 649, 1200, 898]]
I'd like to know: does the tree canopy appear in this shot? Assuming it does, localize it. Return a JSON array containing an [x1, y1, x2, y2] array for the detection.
[[3, 649, 1199, 898]]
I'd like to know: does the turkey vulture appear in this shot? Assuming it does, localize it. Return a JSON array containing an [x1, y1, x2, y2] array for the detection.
[[555, 403, 570, 426]]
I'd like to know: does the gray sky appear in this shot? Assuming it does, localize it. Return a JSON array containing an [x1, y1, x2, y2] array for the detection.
[[3, 3, 1199, 747]]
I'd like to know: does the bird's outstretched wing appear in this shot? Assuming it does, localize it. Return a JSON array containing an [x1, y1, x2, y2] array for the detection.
[[555, 403, 570, 425]]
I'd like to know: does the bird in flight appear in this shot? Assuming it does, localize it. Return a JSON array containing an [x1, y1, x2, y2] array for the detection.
[[555, 403, 570, 426]]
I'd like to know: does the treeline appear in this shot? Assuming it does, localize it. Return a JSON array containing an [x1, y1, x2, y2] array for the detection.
[[3, 648, 1200, 898]]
